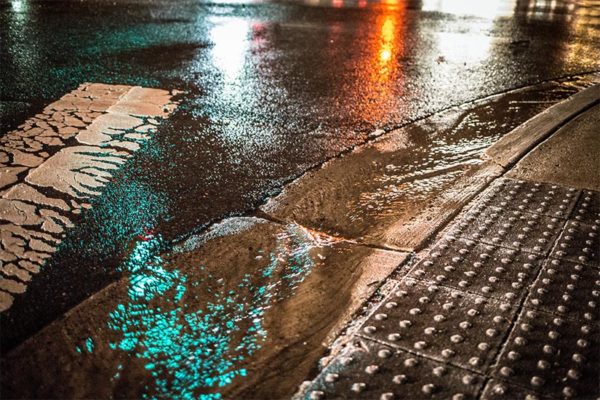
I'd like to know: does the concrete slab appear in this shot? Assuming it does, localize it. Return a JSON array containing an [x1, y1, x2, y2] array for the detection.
[[299, 336, 485, 400], [297, 178, 600, 400], [506, 104, 600, 191], [1, 217, 407, 399], [388, 161, 502, 251], [358, 278, 518, 374], [524, 258, 599, 323], [260, 87, 552, 251], [408, 237, 544, 303], [492, 308, 599, 398]]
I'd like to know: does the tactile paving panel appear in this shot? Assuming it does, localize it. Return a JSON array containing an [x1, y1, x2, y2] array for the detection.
[[572, 189, 600, 222], [525, 258, 600, 323], [449, 207, 564, 255], [480, 379, 553, 400], [302, 337, 484, 400], [358, 279, 516, 373], [492, 309, 599, 399], [482, 178, 579, 219], [550, 219, 600, 267], [408, 237, 543, 302]]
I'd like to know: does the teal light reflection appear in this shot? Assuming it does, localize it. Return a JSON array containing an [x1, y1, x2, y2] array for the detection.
[[85, 337, 95, 353], [104, 223, 322, 399]]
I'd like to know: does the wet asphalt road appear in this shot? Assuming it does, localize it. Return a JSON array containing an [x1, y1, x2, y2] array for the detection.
[[1, 0, 600, 349]]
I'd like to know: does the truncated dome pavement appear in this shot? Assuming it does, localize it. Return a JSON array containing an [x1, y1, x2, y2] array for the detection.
[[297, 178, 599, 400]]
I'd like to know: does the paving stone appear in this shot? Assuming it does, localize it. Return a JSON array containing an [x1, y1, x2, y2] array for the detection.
[[492, 308, 599, 399], [572, 189, 600, 222], [449, 206, 564, 256], [483, 178, 579, 219], [297, 176, 599, 400], [301, 337, 484, 400], [480, 379, 553, 400], [550, 219, 600, 267], [408, 237, 543, 302], [358, 278, 516, 373], [525, 258, 600, 323]]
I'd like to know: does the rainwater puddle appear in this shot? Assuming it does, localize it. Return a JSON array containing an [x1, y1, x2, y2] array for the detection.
[[99, 219, 338, 399], [348, 77, 598, 227]]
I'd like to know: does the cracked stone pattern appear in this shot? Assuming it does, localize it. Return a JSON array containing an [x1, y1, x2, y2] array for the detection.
[[296, 180, 600, 400], [0, 83, 179, 312]]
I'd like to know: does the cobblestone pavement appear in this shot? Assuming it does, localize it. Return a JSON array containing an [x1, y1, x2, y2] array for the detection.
[[297, 177, 600, 400]]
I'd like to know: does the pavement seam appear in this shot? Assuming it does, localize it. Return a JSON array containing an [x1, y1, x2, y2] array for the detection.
[[254, 209, 415, 254], [173, 74, 600, 256], [441, 86, 599, 258], [484, 84, 600, 169], [285, 90, 600, 398], [262, 73, 598, 206], [3, 76, 599, 391]]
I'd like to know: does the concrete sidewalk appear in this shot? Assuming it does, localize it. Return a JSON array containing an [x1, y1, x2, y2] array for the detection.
[[1, 85, 598, 400], [296, 104, 600, 399]]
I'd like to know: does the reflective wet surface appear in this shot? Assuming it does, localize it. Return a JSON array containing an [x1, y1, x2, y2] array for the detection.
[[261, 78, 598, 249], [1, 217, 407, 399], [1, 0, 600, 397], [298, 177, 600, 400]]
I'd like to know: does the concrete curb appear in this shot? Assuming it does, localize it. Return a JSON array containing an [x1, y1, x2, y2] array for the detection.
[[400, 83, 600, 252], [293, 83, 600, 393], [484, 84, 600, 168]]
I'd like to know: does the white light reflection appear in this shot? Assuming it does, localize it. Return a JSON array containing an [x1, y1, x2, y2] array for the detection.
[[210, 18, 251, 84], [11, 0, 27, 13], [422, 0, 515, 19], [207, 18, 281, 148], [426, 0, 517, 67], [435, 31, 494, 64]]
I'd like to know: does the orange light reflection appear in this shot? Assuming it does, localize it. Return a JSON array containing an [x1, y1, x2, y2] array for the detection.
[[379, 16, 396, 67], [362, 2, 407, 121]]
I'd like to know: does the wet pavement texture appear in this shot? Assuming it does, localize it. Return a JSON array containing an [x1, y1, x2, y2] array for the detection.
[[2, 79, 594, 354], [1, 0, 600, 397], [0, 217, 407, 399], [1, 0, 600, 349], [298, 178, 600, 400], [260, 81, 596, 250]]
